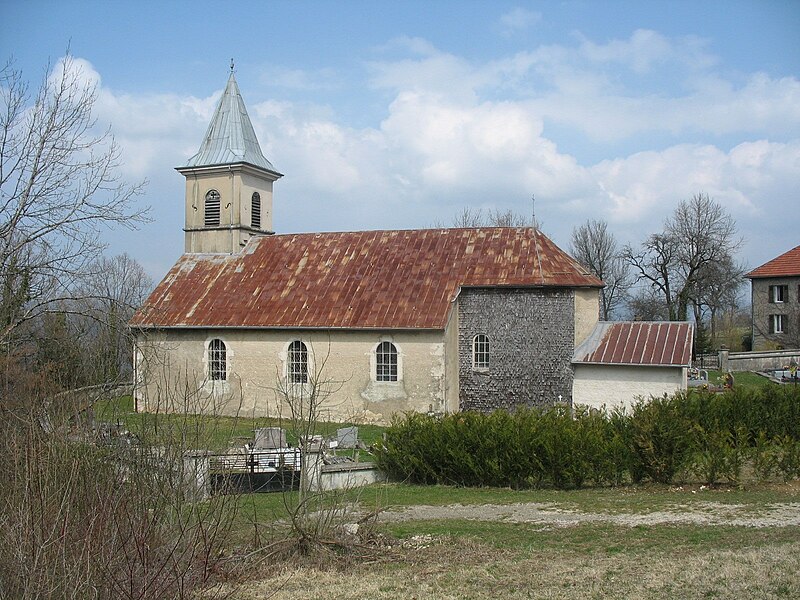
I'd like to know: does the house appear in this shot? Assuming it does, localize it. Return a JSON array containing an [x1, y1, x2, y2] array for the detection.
[[572, 321, 694, 411], [745, 245, 800, 350], [129, 72, 604, 424]]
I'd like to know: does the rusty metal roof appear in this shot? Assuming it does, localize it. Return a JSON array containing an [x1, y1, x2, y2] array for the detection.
[[745, 244, 800, 278], [131, 227, 603, 330], [573, 321, 693, 367]]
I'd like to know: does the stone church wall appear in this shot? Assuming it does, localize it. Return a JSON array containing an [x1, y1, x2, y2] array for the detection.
[[457, 287, 575, 412], [133, 328, 448, 425]]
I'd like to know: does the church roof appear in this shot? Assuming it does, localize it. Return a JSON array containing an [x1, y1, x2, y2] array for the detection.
[[131, 227, 603, 331], [573, 321, 693, 367], [745, 244, 800, 278], [180, 73, 280, 174]]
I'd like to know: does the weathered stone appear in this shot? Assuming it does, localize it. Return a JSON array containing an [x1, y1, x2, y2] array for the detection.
[[457, 287, 574, 412]]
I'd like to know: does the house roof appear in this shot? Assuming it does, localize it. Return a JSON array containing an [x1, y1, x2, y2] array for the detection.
[[131, 227, 603, 330], [745, 244, 800, 278], [572, 321, 693, 367], [180, 73, 280, 175]]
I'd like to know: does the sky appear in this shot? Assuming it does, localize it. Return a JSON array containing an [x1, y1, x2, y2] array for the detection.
[[2, 0, 799, 281]]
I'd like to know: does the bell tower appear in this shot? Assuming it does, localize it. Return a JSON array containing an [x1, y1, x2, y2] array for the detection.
[[177, 68, 282, 253]]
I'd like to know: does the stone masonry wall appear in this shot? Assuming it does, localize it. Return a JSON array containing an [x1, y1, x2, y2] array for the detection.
[[458, 287, 574, 412]]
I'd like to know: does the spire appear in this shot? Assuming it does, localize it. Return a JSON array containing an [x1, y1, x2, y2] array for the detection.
[[183, 72, 278, 174]]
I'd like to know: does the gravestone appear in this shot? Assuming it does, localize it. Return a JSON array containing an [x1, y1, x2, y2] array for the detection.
[[337, 426, 358, 449], [254, 427, 286, 449]]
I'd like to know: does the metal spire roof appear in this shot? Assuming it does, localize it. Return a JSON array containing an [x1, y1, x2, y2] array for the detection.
[[182, 72, 279, 174]]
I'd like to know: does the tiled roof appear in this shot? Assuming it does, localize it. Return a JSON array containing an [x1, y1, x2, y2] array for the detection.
[[745, 244, 800, 278], [181, 73, 280, 175], [131, 227, 603, 330], [573, 321, 693, 367]]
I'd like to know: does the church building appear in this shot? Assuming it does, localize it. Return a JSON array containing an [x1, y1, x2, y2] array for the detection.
[[130, 72, 684, 424]]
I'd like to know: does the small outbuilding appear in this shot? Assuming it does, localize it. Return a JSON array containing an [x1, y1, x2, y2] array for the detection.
[[572, 321, 694, 411]]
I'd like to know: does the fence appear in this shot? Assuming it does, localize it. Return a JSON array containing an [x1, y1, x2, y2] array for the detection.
[[694, 353, 719, 370]]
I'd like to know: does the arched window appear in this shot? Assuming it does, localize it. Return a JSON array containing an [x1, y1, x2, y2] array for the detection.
[[204, 189, 221, 227], [288, 340, 308, 384], [209, 338, 227, 381], [251, 192, 261, 229], [473, 334, 489, 370], [376, 341, 398, 382]]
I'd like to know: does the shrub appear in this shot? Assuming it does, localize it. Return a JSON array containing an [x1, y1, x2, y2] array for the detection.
[[374, 386, 800, 490]]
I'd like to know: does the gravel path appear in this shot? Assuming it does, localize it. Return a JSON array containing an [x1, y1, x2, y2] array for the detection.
[[378, 501, 800, 528]]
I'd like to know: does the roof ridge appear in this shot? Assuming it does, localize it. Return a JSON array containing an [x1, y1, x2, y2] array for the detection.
[[746, 244, 800, 278]]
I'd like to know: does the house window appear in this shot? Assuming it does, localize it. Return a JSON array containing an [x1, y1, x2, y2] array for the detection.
[[473, 334, 490, 370], [251, 192, 261, 229], [205, 190, 221, 227], [376, 341, 398, 382], [769, 314, 786, 334], [209, 338, 227, 381], [288, 340, 308, 384], [770, 285, 788, 303]]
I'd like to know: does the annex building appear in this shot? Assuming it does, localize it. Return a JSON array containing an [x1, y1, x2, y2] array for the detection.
[[130, 73, 691, 423]]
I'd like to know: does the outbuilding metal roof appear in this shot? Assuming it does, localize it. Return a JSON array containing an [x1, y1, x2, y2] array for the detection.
[[572, 321, 693, 367], [181, 73, 280, 175], [131, 227, 603, 330], [745, 244, 800, 278]]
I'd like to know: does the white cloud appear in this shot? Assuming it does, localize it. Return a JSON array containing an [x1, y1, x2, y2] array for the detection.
[[58, 27, 800, 276], [577, 29, 717, 74], [497, 8, 542, 37]]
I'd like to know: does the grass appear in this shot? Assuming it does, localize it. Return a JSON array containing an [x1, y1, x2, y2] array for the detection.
[[705, 370, 777, 390], [93, 391, 800, 598], [224, 481, 800, 599], [94, 395, 386, 451], [237, 480, 800, 526]]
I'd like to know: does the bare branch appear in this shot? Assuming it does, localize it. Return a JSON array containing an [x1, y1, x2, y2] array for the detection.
[[0, 55, 150, 344]]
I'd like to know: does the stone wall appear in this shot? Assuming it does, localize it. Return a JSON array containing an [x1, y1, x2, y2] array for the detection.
[[133, 328, 448, 425], [719, 349, 800, 372], [457, 287, 575, 412], [750, 276, 800, 350]]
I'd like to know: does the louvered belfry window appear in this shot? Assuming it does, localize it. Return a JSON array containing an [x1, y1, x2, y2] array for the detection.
[[205, 190, 221, 226], [251, 192, 261, 229]]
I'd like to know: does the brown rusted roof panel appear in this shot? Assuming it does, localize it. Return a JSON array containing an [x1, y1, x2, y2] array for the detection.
[[746, 244, 800, 278], [575, 322, 693, 367], [131, 227, 602, 330]]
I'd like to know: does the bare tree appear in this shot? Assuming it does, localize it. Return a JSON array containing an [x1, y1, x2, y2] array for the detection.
[[623, 194, 741, 321], [569, 219, 631, 320], [451, 207, 486, 228], [78, 253, 153, 382], [628, 287, 671, 321], [447, 207, 532, 228], [0, 55, 148, 345], [690, 254, 746, 349]]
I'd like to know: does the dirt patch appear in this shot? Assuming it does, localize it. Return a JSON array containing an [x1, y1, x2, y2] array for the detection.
[[378, 501, 800, 528]]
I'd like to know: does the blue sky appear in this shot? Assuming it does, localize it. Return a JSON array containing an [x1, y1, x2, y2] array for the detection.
[[2, 0, 799, 280]]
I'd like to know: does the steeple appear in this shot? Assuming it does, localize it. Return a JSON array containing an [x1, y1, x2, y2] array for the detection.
[[183, 72, 280, 175], [177, 69, 283, 254]]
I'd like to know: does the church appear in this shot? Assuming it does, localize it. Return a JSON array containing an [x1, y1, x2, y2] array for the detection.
[[130, 72, 691, 423]]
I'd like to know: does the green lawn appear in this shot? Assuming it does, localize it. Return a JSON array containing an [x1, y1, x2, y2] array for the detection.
[[705, 370, 777, 390], [94, 395, 386, 451]]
